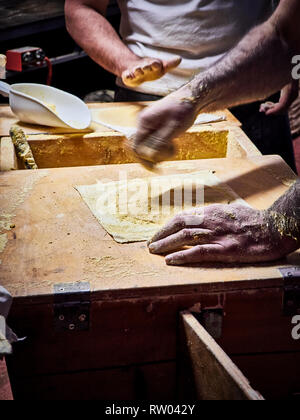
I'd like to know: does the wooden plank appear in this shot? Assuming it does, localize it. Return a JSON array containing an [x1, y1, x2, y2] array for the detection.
[[0, 103, 254, 169], [1, 127, 230, 169], [227, 126, 262, 158], [181, 311, 264, 400], [0, 155, 298, 301], [0, 137, 17, 171], [2, 125, 256, 169], [0, 358, 13, 400]]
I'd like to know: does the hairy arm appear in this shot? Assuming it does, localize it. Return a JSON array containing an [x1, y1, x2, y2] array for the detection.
[[133, 0, 300, 163], [188, 0, 300, 113], [267, 179, 300, 242], [65, 0, 181, 86], [148, 180, 300, 265]]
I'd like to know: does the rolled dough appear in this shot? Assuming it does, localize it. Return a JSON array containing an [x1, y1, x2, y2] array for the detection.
[[76, 171, 247, 243]]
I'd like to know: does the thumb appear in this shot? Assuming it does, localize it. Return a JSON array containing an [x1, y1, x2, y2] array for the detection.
[[163, 57, 182, 73]]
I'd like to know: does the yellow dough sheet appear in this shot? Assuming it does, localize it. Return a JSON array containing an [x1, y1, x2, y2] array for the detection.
[[91, 106, 226, 133], [92, 105, 146, 128], [75, 171, 248, 244]]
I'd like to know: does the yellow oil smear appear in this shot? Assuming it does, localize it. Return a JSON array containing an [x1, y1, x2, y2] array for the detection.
[[44, 103, 57, 114]]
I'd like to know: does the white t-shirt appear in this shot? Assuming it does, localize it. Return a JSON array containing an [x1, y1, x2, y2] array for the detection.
[[116, 0, 274, 96]]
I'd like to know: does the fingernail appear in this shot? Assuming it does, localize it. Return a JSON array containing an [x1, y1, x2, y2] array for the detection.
[[165, 256, 173, 265], [149, 244, 156, 253]]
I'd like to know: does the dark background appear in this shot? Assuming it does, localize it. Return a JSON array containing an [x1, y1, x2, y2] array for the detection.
[[0, 0, 120, 100]]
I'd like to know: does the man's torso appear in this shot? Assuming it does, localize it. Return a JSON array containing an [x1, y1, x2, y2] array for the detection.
[[116, 0, 274, 95]]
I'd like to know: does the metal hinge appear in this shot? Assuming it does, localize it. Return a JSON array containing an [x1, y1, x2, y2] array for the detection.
[[53, 282, 91, 332], [279, 267, 300, 316]]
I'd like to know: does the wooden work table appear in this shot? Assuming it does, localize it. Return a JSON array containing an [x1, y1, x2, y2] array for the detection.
[[0, 154, 298, 300]]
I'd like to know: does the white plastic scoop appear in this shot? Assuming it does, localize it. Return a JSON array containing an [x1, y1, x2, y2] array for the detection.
[[0, 81, 91, 130]]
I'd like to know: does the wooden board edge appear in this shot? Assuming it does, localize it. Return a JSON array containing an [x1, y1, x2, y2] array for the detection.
[[180, 311, 264, 400]]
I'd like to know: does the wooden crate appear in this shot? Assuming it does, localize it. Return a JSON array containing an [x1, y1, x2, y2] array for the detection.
[[1, 155, 300, 400]]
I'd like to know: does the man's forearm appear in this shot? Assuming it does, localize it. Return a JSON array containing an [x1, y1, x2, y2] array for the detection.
[[267, 179, 300, 244], [65, 1, 139, 77], [182, 20, 293, 113]]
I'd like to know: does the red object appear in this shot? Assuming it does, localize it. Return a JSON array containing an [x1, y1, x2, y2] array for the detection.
[[6, 47, 45, 72], [6, 49, 24, 72], [44, 57, 53, 86], [6, 47, 53, 85]]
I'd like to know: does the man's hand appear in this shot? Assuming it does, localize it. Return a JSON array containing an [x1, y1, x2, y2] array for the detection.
[[148, 204, 299, 265], [122, 57, 182, 88], [132, 89, 198, 163], [260, 81, 299, 116]]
